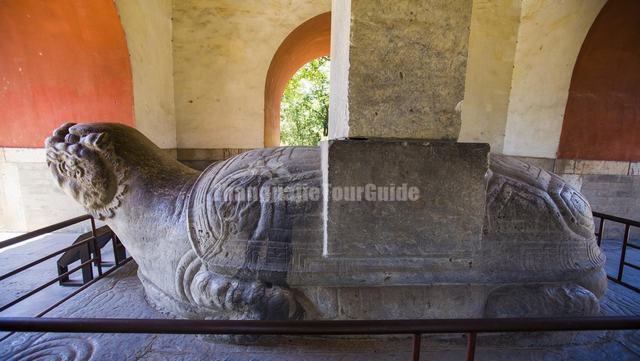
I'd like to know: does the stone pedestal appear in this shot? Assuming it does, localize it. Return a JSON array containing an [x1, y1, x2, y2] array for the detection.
[[317, 0, 494, 319], [321, 139, 489, 258], [325, 0, 481, 270], [302, 139, 491, 320]]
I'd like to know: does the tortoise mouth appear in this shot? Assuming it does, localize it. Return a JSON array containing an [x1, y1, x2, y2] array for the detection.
[[45, 123, 127, 219], [46, 123, 82, 188]]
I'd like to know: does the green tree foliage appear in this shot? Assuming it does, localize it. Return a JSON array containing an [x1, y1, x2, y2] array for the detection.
[[280, 56, 330, 146]]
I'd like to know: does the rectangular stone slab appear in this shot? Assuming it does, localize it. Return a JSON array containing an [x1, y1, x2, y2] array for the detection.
[[329, 0, 473, 140], [322, 139, 489, 258]]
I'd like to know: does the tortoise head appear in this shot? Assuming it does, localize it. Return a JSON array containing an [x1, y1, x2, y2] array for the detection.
[[46, 123, 128, 220]]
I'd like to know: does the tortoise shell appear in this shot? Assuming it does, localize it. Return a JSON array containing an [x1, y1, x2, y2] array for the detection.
[[187, 149, 604, 286], [483, 155, 604, 278], [187, 147, 322, 285]]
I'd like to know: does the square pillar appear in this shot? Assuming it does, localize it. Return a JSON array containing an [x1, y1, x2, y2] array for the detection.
[[329, 0, 473, 140], [324, 0, 486, 262]]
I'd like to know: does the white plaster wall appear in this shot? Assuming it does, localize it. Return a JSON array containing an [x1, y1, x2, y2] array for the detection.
[[459, 0, 522, 153], [115, 0, 176, 149], [173, 0, 331, 149], [502, 0, 606, 158], [0, 148, 86, 232], [0, 1, 177, 232], [328, 0, 351, 140]]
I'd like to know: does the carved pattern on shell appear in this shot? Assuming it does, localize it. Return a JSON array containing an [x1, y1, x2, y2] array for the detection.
[[187, 148, 294, 264], [486, 155, 605, 272]]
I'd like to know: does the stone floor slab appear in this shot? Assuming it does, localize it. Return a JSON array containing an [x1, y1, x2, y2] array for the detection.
[[0, 260, 638, 361]]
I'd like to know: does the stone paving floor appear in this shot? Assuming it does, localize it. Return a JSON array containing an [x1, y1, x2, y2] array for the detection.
[[0, 232, 116, 318], [0, 234, 638, 360]]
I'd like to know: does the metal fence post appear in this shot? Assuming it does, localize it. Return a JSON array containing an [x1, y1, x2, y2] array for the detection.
[[90, 217, 103, 276], [412, 333, 421, 361], [618, 224, 631, 283], [597, 218, 605, 246], [466, 332, 477, 361]]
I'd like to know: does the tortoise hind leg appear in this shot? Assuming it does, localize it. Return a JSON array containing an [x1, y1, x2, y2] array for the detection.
[[187, 265, 305, 320], [484, 283, 600, 318]]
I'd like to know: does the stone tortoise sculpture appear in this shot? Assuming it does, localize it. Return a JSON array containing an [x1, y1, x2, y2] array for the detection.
[[45, 122, 607, 321]]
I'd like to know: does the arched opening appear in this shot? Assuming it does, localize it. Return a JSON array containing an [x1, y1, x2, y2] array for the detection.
[[264, 12, 331, 147], [558, 0, 640, 161], [280, 56, 330, 146]]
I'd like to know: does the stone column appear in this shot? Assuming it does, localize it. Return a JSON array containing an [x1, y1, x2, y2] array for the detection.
[[323, 0, 489, 261], [329, 0, 472, 140]]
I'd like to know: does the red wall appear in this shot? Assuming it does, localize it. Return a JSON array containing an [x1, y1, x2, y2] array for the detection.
[[0, 0, 134, 148], [264, 12, 331, 147], [558, 0, 640, 161]]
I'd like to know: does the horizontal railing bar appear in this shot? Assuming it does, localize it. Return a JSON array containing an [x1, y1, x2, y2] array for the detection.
[[0, 237, 95, 282], [592, 212, 640, 228], [607, 275, 640, 293], [624, 262, 640, 271], [0, 215, 93, 250], [627, 243, 640, 250], [35, 257, 133, 318], [0, 316, 638, 335], [466, 332, 477, 361], [619, 281, 640, 293], [0, 257, 133, 344], [0, 258, 96, 312]]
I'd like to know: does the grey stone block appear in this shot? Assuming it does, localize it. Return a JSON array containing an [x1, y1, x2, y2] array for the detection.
[[330, 0, 472, 140], [512, 156, 555, 172], [554, 159, 575, 174], [322, 139, 489, 258], [574, 160, 630, 175]]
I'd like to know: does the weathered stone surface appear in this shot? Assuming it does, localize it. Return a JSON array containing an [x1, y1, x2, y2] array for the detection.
[[300, 284, 489, 319], [574, 160, 630, 175], [554, 158, 576, 174], [579, 174, 640, 240], [485, 284, 600, 318], [321, 139, 489, 258], [555, 159, 632, 175], [45, 123, 606, 322], [512, 156, 556, 172], [329, 0, 472, 140], [1, 262, 637, 360], [46, 123, 308, 322], [186, 146, 322, 287], [0, 148, 87, 232], [562, 174, 585, 191], [483, 156, 606, 293]]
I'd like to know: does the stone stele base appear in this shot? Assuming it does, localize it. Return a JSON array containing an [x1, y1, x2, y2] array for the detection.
[[43, 123, 606, 324]]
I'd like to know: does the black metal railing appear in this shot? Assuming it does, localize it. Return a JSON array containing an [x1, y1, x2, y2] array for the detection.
[[0, 316, 639, 361], [56, 225, 127, 286], [0, 215, 131, 318], [1, 213, 640, 360], [593, 211, 640, 293]]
